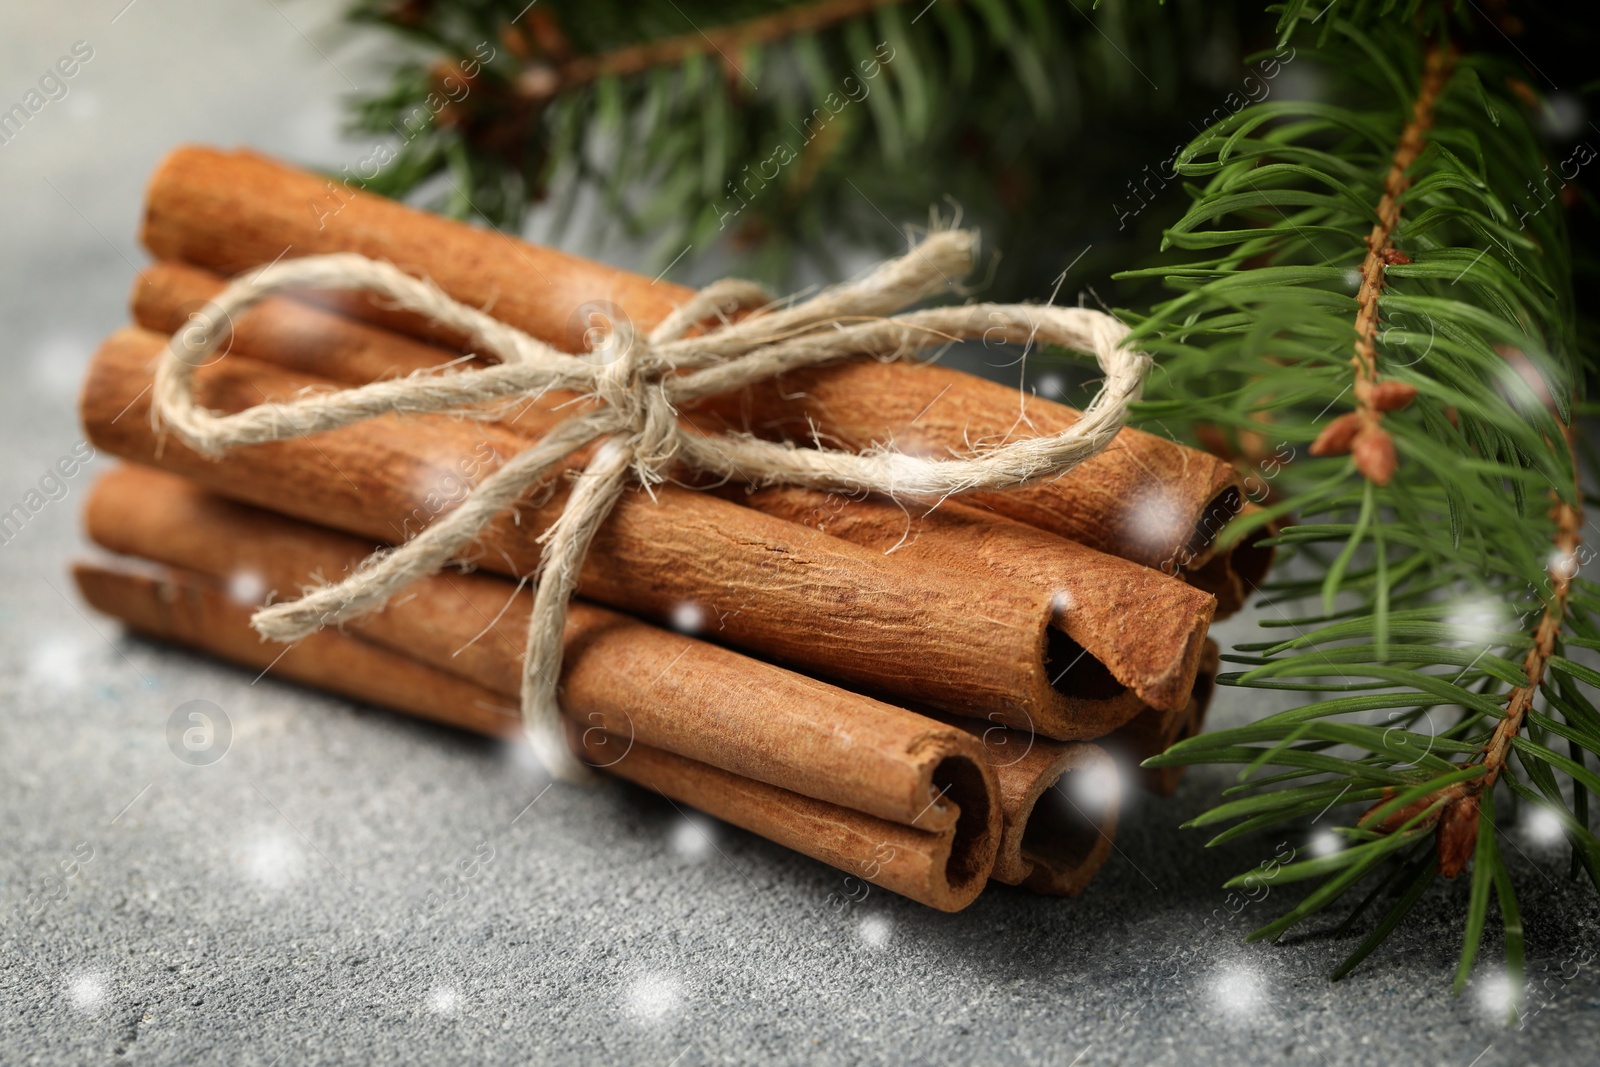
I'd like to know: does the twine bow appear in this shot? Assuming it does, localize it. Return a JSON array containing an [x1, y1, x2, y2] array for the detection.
[[153, 230, 1150, 782]]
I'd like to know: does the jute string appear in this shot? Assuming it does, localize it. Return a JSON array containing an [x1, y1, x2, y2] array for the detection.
[[152, 230, 1151, 782]]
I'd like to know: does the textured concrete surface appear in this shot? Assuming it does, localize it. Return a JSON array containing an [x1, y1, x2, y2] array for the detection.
[[2, 4, 1597, 1064]]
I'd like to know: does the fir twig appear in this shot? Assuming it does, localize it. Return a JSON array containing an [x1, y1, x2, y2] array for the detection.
[[1128, 9, 1595, 992]]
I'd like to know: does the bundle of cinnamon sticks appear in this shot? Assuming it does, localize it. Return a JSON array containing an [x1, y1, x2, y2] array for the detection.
[[73, 146, 1264, 911]]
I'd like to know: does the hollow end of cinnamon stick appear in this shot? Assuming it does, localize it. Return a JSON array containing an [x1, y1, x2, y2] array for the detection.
[[993, 739, 1119, 896], [737, 486, 1217, 720], [913, 709, 1117, 896], [1180, 485, 1245, 568], [1182, 510, 1277, 620], [578, 731, 996, 912]]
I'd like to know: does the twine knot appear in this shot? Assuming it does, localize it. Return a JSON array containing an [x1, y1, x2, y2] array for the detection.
[[587, 322, 680, 490], [151, 231, 1151, 782]]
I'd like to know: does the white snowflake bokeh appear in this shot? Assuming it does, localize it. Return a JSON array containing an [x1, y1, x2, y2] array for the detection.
[[226, 568, 268, 606], [1475, 968, 1519, 1022], [1209, 962, 1265, 1017], [1124, 489, 1188, 558], [859, 915, 892, 949], [427, 985, 460, 1016], [239, 829, 303, 891], [1070, 760, 1121, 814], [670, 813, 715, 860], [625, 971, 683, 1024], [1444, 596, 1507, 647], [1308, 830, 1343, 859], [28, 634, 86, 691], [66, 973, 107, 1013], [670, 602, 706, 634], [1521, 805, 1565, 849]]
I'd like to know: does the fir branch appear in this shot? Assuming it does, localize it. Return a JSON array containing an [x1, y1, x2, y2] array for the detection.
[[1479, 477, 1583, 786], [1126, 9, 1596, 992]]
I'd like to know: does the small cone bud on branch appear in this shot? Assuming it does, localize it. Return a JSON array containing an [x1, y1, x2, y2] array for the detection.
[[1436, 795, 1480, 879], [1310, 412, 1363, 457], [1352, 426, 1398, 485]]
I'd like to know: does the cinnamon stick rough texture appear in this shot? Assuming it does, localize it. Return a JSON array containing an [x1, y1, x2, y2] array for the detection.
[[86, 465, 999, 834], [684, 361, 1246, 575], [74, 561, 994, 911], [129, 262, 1216, 715], [741, 487, 1215, 714], [83, 329, 1147, 738], [139, 145, 1251, 579], [88, 467, 1123, 898], [73, 563, 521, 738]]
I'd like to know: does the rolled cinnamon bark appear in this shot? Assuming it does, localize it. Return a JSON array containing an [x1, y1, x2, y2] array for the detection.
[[946, 721, 1119, 896], [134, 261, 456, 384], [82, 328, 1146, 738], [88, 466, 1125, 897], [86, 464, 1001, 835], [741, 487, 1215, 714], [683, 362, 1246, 576], [73, 560, 993, 910], [1106, 639, 1221, 796], [74, 562, 521, 738], [575, 731, 994, 911], [138, 145, 1253, 581], [130, 262, 1215, 714]]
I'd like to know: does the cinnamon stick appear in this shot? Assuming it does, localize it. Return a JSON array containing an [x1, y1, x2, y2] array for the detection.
[[741, 487, 1215, 714], [574, 730, 995, 912], [86, 464, 1000, 833], [82, 328, 1146, 738], [73, 560, 993, 910], [949, 722, 1119, 895], [74, 562, 521, 738], [138, 146, 1254, 580], [1106, 638, 1221, 796], [130, 261, 1217, 714], [87, 466, 1125, 897], [683, 361, 1246, 576]]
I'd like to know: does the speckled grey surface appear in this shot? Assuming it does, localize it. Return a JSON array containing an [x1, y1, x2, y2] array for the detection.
[[1, 5, 1596, 1064]]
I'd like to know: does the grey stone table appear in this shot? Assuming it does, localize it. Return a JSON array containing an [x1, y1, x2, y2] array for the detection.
[[1, 4, 1595, 1063]]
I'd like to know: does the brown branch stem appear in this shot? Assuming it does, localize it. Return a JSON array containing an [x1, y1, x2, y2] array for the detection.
[[1365, 432, 1583, 876], [1312, 41, 1456, 483], [1479, 487, 1582, 787], [1351, 42, 1454, 404], [512, 0, 918, 100]]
